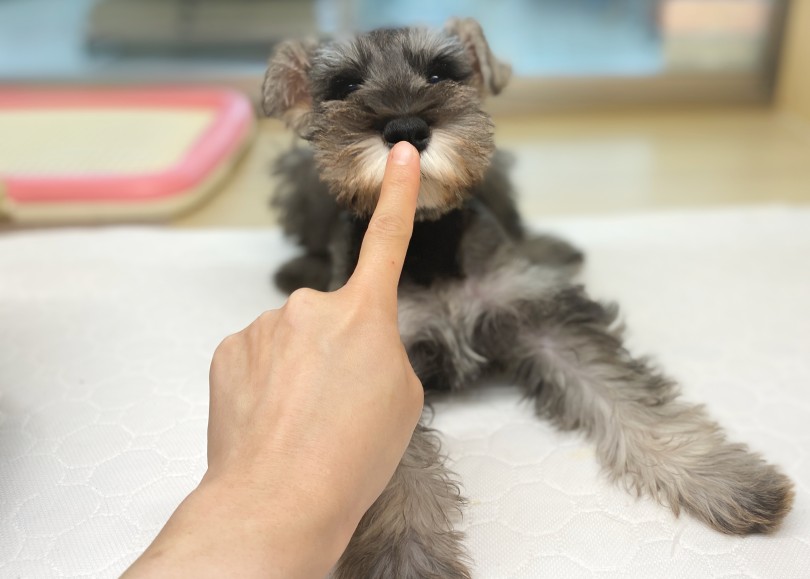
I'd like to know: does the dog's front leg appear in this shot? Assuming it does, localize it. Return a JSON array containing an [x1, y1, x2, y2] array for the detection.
[[334, 424, 471, 579], [509, 286, 794, 535]]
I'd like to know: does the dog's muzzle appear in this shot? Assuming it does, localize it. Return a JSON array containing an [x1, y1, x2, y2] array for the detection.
[[382, 117, 430, 152]]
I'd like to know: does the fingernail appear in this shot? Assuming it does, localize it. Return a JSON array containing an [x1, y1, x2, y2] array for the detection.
[[391, 142, 416, 165]]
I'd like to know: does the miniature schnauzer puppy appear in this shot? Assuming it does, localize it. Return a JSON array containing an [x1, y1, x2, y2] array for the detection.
[[262, 19, 794, 578]]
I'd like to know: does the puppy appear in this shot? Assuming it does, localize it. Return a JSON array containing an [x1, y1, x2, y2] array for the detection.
[[262, 19, 794, 578]]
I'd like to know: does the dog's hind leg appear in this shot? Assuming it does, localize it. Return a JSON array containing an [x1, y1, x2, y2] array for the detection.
[[508, 286, 794, 535], [334, 424, 471, 579]]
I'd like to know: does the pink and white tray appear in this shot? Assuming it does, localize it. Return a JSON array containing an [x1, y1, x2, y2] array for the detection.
[[0, 87, 255, 223]]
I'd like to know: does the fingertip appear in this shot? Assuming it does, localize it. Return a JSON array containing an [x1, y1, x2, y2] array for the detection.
[[391, 141, 418, 166], [380, 142, 420, 211]]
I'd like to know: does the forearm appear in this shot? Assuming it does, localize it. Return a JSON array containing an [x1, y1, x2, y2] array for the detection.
[[123, 475, 355, 579]]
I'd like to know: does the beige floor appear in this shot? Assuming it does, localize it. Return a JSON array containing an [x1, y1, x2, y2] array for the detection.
[[173, 106, 810, 228]]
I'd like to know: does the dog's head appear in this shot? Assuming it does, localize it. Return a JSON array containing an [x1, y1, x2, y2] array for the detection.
[[262, 18, 511, 219]]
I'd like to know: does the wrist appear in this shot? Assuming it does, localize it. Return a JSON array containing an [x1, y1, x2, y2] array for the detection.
[[124, 471, 359, 578], [194, 470, 359, 575]]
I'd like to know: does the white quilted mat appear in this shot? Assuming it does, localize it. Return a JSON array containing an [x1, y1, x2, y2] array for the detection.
[[1, 206, 809, 578]]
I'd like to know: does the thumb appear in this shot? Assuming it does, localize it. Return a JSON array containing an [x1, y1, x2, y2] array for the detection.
[[347, 142, 420, 311]]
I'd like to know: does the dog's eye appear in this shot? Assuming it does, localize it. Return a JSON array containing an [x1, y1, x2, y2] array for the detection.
[[426, 64, 449, 84], [326, 76, 363, 101], [426, 59, 457, 85]]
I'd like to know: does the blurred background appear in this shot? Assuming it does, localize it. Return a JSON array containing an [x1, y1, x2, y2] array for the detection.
[[0, 0, 790, 106], [0, 0, 808, 226]]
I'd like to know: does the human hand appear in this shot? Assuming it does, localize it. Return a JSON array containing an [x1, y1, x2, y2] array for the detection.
[[124, 141, 423, 579], [205, 138, 424, 549]]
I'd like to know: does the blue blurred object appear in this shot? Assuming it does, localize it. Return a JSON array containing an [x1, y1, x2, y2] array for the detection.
[[339, 0, 663, 76], [0, 0, 661, 80]]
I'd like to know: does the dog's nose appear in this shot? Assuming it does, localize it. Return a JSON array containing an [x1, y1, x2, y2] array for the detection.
[[382, 117, 430, 152]]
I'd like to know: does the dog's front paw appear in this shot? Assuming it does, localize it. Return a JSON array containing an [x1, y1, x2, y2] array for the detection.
[[274, 253, 332, 293], [675, 449, 794, 535]]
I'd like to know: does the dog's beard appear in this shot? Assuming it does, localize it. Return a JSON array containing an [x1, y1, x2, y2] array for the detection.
[[315, 128, 492, 220]]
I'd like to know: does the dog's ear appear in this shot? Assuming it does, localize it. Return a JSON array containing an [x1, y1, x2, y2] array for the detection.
[[262, 39, 318, 136], [445, 18, 511, 96]]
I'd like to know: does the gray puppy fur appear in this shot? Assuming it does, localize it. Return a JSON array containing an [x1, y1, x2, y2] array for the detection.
[[263, 19, 794, 578]]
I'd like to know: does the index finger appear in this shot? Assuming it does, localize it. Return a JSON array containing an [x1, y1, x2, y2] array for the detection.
[[347, 141, 420, 309]]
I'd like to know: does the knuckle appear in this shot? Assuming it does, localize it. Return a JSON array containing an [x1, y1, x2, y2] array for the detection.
[[213, 332, 241, 361], [282, 287, 322, 323], [367, 212, 411, 242], [220, 331, 241, 349], [255, 309, 277, 326], [386, 168, 417, 191], [242, 310, 279, 341], [286, 287, 318, 309]]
